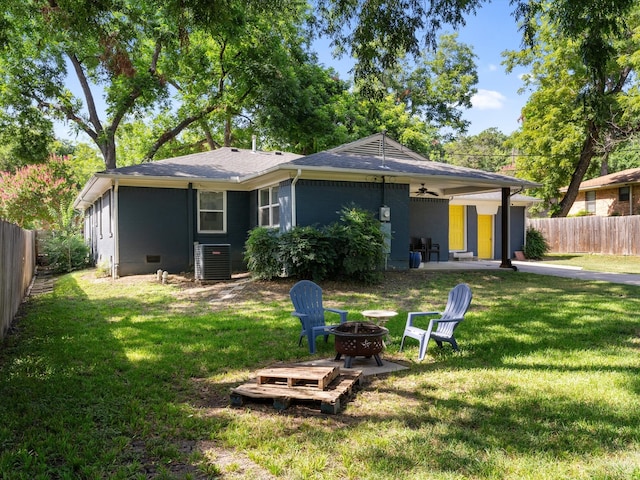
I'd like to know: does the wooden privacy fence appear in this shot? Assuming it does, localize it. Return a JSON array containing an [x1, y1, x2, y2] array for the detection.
[[0, 219, 36, 340], [527, 216, 640, 256]]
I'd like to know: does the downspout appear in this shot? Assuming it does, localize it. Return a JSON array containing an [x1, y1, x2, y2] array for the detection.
[[113, 180, 120, 279], [291, 169, 302, 228]]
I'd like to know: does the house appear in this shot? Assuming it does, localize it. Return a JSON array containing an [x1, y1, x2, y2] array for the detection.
[[564, 167, 640, 216], [449, 192, 541, 259], [74, 133, 538, 278]]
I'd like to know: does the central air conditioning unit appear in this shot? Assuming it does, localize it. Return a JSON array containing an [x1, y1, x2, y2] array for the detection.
[[194, 244, 232, 280]]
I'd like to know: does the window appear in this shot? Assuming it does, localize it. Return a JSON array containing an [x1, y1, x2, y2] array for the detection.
[[585, 191, 596, 213], [198, 191, 226, 232], [619, 186, 630, 202], [97, 197, 103, 238], [259, 186, 279, 227]]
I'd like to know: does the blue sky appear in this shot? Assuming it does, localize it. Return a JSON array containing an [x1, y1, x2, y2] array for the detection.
[[313, 1, 530, 137]]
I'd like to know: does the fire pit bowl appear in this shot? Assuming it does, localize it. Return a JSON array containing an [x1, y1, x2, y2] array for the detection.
[[329, 322, 389, 368]]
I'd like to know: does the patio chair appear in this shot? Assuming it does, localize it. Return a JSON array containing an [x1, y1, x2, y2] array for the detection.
[[399, 283, 472, 361], [424, 237, 440, 262], [411, 237, 427, 261], [289, 280, 348, 354]]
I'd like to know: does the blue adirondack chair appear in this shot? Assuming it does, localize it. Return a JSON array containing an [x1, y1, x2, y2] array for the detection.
[[400, 283, 472, 361], [290, 280, 348, 354]]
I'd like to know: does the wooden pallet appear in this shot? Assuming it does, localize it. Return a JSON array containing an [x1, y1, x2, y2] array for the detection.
[[256, 365, 340, 390], [230, 370, 362, 414]]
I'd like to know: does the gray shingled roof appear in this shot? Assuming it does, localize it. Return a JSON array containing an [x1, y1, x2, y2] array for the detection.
[[75, 133, 539, 210], [289, 151, 523, 184], [104, 147, 302, 179]]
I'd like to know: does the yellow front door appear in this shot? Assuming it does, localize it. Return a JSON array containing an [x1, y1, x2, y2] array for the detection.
[[449, 205, 465, 251], [477, 215, 493, 259]]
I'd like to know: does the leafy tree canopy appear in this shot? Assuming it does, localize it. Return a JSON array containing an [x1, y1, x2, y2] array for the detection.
[[504, 3, 640, 216], [443, 128, 512, 172], [0, 0, 313, 169]]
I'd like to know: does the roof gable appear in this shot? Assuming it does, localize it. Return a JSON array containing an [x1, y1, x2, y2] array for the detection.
[[327, 132, 426, 162]]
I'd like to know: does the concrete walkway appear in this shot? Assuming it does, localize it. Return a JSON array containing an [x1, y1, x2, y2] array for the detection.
[[420, 259, 640, 287]]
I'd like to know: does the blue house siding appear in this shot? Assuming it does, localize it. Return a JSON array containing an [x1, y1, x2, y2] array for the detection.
[[409, 197, 450, 259], [95, 190, 115, 269], [294, 180, 410, 269], [118, 186, 190, 276], [466, 206, 478, 257], [194, 190, 252, 272], [84, 191, 116, 271], [510, 207, 527, 258]]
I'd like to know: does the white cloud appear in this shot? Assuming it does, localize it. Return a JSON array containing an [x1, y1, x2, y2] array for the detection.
[[488, 64, 498, 72], [471, 89, 506, 110]]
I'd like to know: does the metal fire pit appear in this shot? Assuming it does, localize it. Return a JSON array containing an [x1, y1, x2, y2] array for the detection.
[[330, 322, 389, 368]]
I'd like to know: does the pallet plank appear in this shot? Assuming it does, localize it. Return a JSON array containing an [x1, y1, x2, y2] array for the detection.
[[231, 371, 362, 413], [256, 365, 339, 390]]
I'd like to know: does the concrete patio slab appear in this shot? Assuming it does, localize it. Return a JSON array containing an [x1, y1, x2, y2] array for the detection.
[[298, 357, 409, 377]]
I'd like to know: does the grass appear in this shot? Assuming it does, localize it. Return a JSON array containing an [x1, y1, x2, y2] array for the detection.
[[539, 253, 640, 274], [1, 268, 639, 479]]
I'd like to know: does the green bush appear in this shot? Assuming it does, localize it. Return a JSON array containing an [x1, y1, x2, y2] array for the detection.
[[244, 205, 386, 283], [244, 227, 282, 280], [523, 227, 549, 260], [280, 226, 338, 281], [328, 205, 385, 284], [40, 230, 90, 274]]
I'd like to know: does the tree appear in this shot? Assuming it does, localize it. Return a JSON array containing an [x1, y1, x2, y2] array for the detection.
[[443, 128, 512, 172], [504, 5, 640, 216], [389, 33, 478, 137], [0, 0, 311, 170], [0, 155, 78, 229], [0, 107, 54, 171]]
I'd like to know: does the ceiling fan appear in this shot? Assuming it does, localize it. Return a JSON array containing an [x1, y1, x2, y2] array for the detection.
[[414, 184, 439, 197]]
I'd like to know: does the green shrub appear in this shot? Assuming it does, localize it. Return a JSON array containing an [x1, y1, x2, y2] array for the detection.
[[329, 205, 385, 284], [40, 230, 90, 274], [244, 227, 282, 280], [280, 226, 338, 282], [523, 227, 549, 260], [244, 205, 386, 283]]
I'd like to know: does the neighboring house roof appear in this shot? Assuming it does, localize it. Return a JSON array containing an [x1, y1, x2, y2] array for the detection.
[[74, 133, 539, 210], [561, 167, 640, 192]]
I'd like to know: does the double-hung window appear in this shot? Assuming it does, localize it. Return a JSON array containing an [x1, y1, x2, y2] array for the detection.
[[198, 191, 226, 233], [585, 191, 596, 214], [259, 186, 279, 227], [619, 186, 630, 202]]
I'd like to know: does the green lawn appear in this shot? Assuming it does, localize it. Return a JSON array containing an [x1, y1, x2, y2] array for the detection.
[[540, 253, 640, 274], [1, 268, 639, 479]]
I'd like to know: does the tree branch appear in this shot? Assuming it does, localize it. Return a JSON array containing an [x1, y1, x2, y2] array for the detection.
[[67, 52, 104, 137], [31, 94, 98, 143], [143, 105, 218, 160], [110, 39, 164, 135]]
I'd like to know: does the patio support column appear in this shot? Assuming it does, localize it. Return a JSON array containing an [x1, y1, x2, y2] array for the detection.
[[500, 187, 515, 270]]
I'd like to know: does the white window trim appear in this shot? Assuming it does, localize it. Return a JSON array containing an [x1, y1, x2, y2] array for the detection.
[[198, 190, 227, 233], [259, 185, 280, 228]]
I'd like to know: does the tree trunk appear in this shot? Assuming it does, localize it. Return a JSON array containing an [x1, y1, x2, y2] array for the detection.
[[100, 135, 118, 170], [553, 120, 599, 217]]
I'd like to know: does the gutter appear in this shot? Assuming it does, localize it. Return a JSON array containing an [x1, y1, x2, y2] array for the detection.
[[291, 169, 302, 228]]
